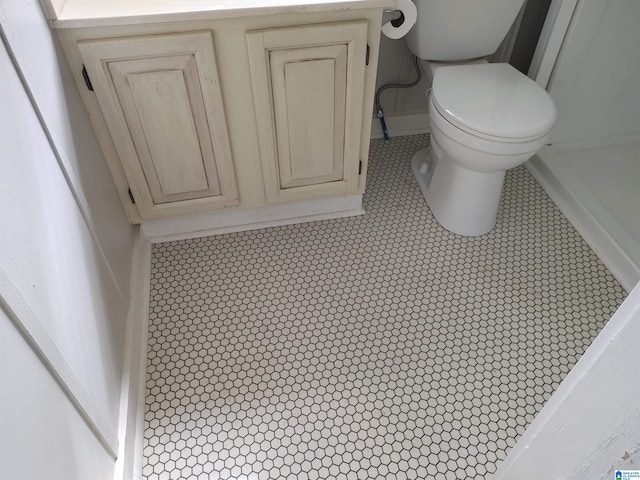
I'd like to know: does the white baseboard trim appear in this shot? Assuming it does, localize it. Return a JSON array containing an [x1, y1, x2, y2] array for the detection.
[[141, 195, 365, 243], [114, 229, 152, 480], [370, 112, 429, 140], [551, 131, 640, 153], [527, 147, 639, 292]]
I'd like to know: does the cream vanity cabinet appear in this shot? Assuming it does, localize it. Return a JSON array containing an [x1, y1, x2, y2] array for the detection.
[[57, 6, 385, 225], [247, 21, 367, 204], [78, 31, 239, 221]]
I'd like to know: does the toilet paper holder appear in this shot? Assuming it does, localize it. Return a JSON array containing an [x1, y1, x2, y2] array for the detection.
[[381, 0, 417, 40], [383, 9, 405, 27]]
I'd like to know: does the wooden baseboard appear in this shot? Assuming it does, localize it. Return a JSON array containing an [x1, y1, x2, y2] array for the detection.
[[113, 230, 152, 480], [141, 195, 365, 243]]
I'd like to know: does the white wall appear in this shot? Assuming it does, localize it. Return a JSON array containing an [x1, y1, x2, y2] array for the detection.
[[374, 35, 430, 116], [0, 309, 117, 480], [0, 0, 136, 478], [547, 0, 640, 146], [0, 0, 134, 293]]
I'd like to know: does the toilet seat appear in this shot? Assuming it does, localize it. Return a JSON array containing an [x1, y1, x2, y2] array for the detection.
[[431, 63, 556, 141], [428, 99, 550, 172]]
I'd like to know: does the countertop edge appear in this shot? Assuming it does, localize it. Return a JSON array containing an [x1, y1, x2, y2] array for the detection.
[[52, 0, 397, 29]]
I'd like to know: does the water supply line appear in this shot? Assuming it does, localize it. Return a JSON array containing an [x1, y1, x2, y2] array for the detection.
[[375, 54, 422, 141]]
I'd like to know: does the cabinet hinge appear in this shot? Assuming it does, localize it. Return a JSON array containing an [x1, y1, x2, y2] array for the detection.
[[359, 160, 363, 175], [82, 65, 94, 91], [366, 45, 370, 66], [127, 188, 136, 204]]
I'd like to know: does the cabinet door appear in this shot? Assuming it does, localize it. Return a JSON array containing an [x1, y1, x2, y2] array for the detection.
[[78, 32, 238, 220], [247, 21, 368, 203]]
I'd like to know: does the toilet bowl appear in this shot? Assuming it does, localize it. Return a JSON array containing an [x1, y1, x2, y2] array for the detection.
[[411, 62, 556, 236]]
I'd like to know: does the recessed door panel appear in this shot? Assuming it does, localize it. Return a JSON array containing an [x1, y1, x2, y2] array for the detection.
[[110, 55, 221, 203], [247, 21, 368, 204], [128, 69, 208, 196], [78, 31, 238, 220], [270, 46, 347, 189]]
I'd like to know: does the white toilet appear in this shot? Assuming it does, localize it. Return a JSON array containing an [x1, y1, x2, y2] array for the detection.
[[405, 0, 557, 236]]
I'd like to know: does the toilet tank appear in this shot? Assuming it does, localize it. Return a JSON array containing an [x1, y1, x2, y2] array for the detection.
[[405, 0, 526, 61]]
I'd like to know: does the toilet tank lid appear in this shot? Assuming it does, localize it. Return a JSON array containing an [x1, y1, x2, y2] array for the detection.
[[432, 63, 557, 139]]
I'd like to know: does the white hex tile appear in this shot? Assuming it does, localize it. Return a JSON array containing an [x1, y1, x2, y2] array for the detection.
[[144, 134, 626, 479]]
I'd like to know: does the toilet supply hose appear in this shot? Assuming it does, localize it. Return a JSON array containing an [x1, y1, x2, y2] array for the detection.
[[377, 110, 389, 141], [374, 54, 422, 141]]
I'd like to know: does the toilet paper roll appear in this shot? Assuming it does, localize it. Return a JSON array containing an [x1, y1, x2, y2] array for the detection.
[[381, 0, 417, 40]]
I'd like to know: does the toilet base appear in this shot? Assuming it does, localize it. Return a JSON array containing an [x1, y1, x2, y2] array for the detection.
[[411, 146, 505, 236]]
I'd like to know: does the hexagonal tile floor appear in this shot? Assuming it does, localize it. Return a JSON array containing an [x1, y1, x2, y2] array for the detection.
[[144, 134, 626, 480]]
